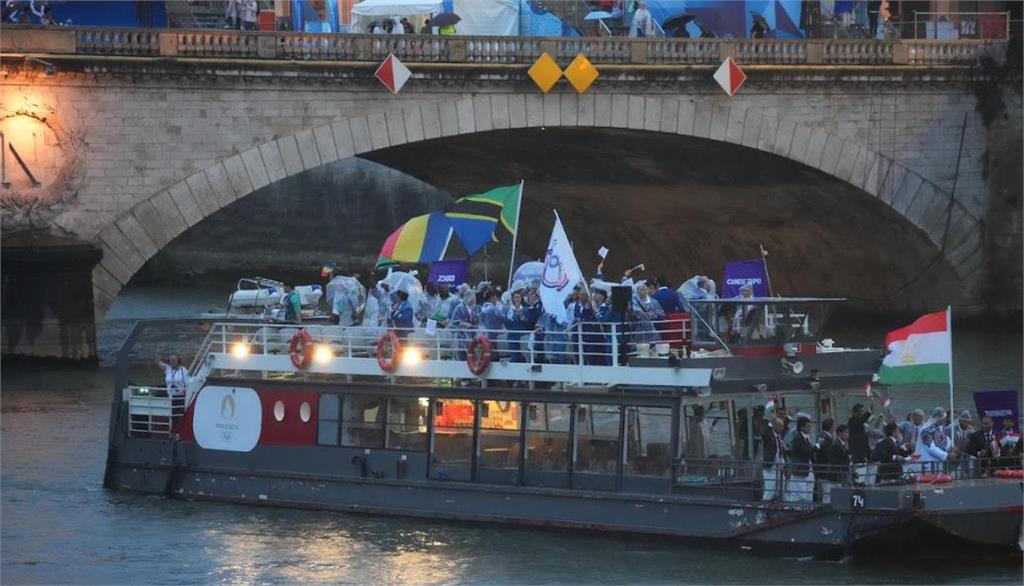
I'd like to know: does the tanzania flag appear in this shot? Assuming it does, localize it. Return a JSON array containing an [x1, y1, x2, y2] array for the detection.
[[320, 262, 336, 278], [877, 308, 952, 385], [444, 183, 522, 255], [376, 212, 453, 267]]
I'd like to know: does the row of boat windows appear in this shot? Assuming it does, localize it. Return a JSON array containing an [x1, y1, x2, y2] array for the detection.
[[317, 395, 674, 478]]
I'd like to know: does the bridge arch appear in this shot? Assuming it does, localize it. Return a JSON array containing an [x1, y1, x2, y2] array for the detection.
[[90, 92, 983, 316]]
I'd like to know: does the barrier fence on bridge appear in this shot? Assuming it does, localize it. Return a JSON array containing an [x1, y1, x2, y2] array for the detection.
[[0, 26, 1005, 67]]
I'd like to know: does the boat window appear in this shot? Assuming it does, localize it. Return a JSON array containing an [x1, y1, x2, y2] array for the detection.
[[525, 403, 571, 472], [341, 396, 385, 448], [318, 393, 340, 446], [300, 402, 312, 423], [273, 400, 285, 422], [575, 404, 621, 476], [431, 399, 474, 481], [478, 401, 521, 471], [387, 397, 428, 451], [681, 402, 733, 461], [625, 407, 672, 477]]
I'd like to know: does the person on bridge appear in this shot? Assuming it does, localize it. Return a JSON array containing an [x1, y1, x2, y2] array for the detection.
[[239, 0, 257, 31], [629, 1, 656, 38]]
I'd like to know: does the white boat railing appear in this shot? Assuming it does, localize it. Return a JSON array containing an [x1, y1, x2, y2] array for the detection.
[[123, 386, 186, 437], [191, 320, 714, 389]]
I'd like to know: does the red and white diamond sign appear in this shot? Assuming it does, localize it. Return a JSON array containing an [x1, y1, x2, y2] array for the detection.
[[713, 57, 746, 97], [374, 53, 411, 94]]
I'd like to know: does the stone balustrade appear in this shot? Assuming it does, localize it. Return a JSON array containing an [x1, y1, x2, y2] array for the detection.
[[1, 25, 1004, 67]]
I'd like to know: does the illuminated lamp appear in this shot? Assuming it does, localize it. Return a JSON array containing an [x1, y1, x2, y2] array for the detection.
[[313, 344, 334, 364], [401, 347, 422, 365], [231, 343, 250, 359]]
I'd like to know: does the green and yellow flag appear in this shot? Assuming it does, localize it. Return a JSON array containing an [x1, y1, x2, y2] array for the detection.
[[443, 183, 522, 255]]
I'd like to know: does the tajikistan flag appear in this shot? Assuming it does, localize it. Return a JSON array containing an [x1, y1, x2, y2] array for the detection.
[[877, 308, 952, 385]]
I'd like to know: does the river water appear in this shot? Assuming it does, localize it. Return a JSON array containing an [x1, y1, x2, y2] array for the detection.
[[2, 287, 1022, 584]]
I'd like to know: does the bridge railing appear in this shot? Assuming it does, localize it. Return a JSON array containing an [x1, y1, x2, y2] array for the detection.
[[0, 26, 1005, 67]]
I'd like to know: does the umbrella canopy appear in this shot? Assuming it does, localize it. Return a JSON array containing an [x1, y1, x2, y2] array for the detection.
[[584, 10, 613, 20], [430, 12, 461, 27], [512, 261, 545, 288], [351, 0, 442, 16], [380, 270, 425, 312], [662, 13, 695, 30]]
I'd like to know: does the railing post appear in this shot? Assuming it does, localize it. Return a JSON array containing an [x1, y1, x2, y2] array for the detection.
[[718, 41, 736, 60], [806, 40, 823, 64], [611, 324, 618, 366], [257, 35, 277, 59], [449, 38, 466, 62], [892, 42, 909, 64], [630, 39, 648, 64], [158, 32, 178, 56]]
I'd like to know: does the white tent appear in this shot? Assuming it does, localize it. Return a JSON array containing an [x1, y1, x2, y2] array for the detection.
[[351, 0, 442, 32]]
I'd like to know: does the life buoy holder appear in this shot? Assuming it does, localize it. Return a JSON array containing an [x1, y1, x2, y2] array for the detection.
[[995, 469, 1024, 479], [289, 329, 314, 369], [466, 334, 492, 376], [914, 472, 953, 484], [376, 331, 401, 373]]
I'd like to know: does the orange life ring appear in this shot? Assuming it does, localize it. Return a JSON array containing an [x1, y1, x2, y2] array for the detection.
[[289, 329, 313, 369], [995, 469, 1024, 479], [466, 334, 492, 376], [376, 331, 401, 373], [914, 472, 953, 484]]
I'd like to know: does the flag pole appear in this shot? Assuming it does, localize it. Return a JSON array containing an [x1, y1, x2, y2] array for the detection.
[[760, 243, 774, 297], [946, 305, 954, 433], [506, 180, 525, 290]]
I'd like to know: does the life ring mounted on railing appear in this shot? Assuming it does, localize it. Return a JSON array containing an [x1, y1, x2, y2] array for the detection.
[[994, 469, 1024, 479], [376, 331, 401, 373], [913, 472, 953, 484], [289, 329, 314, 369], [466, 334, 492, 376]]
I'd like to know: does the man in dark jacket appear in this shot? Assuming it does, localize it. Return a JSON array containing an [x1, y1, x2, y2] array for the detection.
[[787, 417, 816, 502], [848, 403, 872, 464], [872, 422, 910, 483], [966, 416, 1000, 475], [827, 424, 853, 483], [815, 418, 836, 471]]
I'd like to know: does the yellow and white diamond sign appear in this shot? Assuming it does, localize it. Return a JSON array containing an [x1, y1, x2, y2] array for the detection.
[[528, 52, 562, 93], [563, 53, 599, 94]]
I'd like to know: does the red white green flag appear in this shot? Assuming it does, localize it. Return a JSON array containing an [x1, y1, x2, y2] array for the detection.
[[877, 309, 952, 385]]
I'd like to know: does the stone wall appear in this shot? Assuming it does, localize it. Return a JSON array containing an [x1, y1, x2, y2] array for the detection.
[[0, 54, 1020, 361]]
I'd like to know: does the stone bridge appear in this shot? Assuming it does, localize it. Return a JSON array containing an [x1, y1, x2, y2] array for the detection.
[[1, 27, 1020, 361]]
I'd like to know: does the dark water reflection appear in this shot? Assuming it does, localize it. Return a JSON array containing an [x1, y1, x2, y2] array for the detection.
[[2, 289, 1022, 584]]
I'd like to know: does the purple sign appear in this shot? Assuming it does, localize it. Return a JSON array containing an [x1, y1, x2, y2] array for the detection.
[[973, 390, 1020, 432], [428, 259, 468, 288], [721, 259, 769, 298]]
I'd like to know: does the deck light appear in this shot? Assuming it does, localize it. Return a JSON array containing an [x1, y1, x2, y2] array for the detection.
[[401, 346, 422, 365], [231, 343, 250, 359], [313, 344, 333, 364]]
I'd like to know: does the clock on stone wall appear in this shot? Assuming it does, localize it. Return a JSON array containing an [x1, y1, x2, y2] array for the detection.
[[0, 109, 84, 231]]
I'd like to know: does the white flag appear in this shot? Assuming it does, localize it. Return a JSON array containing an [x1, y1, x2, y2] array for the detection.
[[540, 212, 584, 324]]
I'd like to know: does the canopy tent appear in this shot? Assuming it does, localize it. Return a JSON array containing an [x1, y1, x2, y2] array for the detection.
[[453, 0, 518, 36], [350, 0, 443, 32]]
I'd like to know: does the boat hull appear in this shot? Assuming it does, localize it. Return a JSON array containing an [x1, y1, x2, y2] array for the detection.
[[106, 437, 1014, 559]]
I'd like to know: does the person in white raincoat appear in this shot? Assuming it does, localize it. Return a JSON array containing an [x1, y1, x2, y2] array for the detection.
[[630, 281, 664, 345]]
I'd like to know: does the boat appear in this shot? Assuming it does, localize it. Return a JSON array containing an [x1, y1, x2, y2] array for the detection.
[[199, 277, 330, 321], [104, 297, 1023, 558]]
